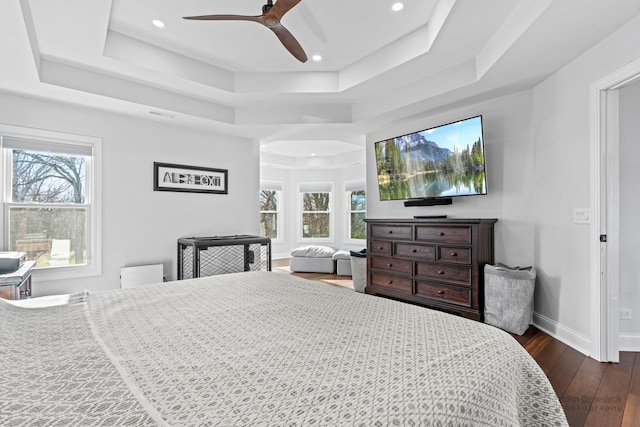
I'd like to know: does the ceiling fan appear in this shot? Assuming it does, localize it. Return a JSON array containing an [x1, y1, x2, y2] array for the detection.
[[183, 0, 308, 63]]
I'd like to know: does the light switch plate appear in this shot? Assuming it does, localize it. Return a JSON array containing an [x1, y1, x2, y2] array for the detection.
[[573, 208, 590, 224], [620, 308, 633, 319]]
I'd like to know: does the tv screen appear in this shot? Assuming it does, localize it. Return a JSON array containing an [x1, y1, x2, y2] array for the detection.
[[375, 115, 487, 201]]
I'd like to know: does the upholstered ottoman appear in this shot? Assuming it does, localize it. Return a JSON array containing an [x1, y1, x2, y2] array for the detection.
[[290, 245, 336, 273], [332, 250, 352, 276]]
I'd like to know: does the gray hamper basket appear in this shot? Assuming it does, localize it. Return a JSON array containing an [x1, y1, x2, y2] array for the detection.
[[350, 255, 367, 293], [484, 264, 536, 335]]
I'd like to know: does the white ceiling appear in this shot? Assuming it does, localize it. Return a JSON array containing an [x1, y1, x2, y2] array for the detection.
[[110, 0, 440, 72], [1, 0, 639, 168]]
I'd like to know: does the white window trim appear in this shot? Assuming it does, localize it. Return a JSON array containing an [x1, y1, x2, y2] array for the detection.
[[259, 181, 284, 244], [344, 180, 366, 245], [0, 124, 102, 282], [297, 182, 335, 243]]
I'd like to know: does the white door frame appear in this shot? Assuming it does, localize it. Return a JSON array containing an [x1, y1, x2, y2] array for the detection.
[[590, 58, 640, 362]]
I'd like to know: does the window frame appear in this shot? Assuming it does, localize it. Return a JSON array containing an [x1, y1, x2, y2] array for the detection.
[[297, 182, 334, 243], [344, 181, 367, 244], [259, 181, 284, 244], [1, 124, 102, 281]]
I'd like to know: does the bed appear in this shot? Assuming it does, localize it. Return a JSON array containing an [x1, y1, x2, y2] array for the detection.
[[0, 272, 568, 426]]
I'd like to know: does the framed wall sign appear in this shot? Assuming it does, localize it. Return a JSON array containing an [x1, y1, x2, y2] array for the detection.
[[153, 162, 228, 194]]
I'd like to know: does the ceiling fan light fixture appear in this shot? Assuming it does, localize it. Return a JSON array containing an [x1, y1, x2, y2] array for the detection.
[[392, 3, 404, 12], [152, 19, 165, 28], [312, 54, 322, 62]]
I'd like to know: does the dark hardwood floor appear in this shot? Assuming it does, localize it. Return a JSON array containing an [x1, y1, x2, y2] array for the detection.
[[272, 258, 640, 427], [513, 326, 640, 427]]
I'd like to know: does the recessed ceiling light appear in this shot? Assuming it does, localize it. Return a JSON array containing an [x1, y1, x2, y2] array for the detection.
[[152, 19, 165, 28], [310, 153, 317, 156], [392, 2, 404, 12], [312, 54, 322, 62]]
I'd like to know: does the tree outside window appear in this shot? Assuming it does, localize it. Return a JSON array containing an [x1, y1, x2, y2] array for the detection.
[[349, 189, 366, 240], [8, 149, 87, 268], [259, 189, 279, 239], [302, 192, 330, 238]]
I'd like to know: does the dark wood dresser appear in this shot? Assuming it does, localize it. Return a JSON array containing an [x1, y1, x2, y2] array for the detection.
[[365, 218, 497, 320]]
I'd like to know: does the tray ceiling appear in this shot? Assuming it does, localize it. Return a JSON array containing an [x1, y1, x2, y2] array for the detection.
[[1, 0, 639, 167]]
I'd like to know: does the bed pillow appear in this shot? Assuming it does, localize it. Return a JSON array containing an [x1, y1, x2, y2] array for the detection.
[[290, 245, 336, 258]]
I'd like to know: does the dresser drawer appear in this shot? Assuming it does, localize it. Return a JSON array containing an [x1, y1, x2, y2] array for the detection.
[[438, 246, 471, 264], [416, 226, 471, 244], [415, 262, 471, 286], [370, 240, 392, 256], [395, 243, 435, 260], [369, 256, 412, 275], [365, 218, 496, 321], [415, 281, 471, 307], [370, 272, 412, 293], [370, 224, 412, 241]]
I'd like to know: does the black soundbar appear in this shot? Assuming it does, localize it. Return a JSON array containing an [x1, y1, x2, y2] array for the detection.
[[413, 215, 448, 219], [404, 197, 453, 207]]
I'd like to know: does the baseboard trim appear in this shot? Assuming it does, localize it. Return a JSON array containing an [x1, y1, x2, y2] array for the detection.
[[533, 313, 640, 354], [619, 333, 640, 352], [533, 312, 592, 357]]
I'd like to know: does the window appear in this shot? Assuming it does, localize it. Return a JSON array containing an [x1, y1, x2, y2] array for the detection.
[[346, 182, 366, 242], [1, 125, 101, 280], [259, 182, 283, 243], [299, 183, 333, 241]]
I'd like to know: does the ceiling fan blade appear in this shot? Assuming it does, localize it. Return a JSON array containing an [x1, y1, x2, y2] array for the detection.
[[268, 22, 307, 62], [268, 0, 302, 20], [183, 14, 261, 22], [183, 1, 307, 62]]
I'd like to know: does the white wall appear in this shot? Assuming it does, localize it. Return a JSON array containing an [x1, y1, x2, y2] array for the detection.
[[529, 14, 640, 353], [366, 13, 640, 355], [367, 90, 536, 268], [619, 79, 640, 336], [0, 93, 259, 296], [261, 164, 366, 259]]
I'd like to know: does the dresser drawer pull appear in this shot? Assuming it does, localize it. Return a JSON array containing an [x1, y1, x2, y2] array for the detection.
[[378, 246, 384, 250], [388, 230, 393, 234], [438, 270, 445, 275], [437, 290, 445, 295], [450, 252, 458, 256], [387, 263, 393, 267], [412, 249, 417, 253], [439, 232, 445, 236], [387, 280, 393, 285]]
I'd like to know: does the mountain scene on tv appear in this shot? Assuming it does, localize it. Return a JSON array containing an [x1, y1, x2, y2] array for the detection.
[[376, 117, 486, 200]]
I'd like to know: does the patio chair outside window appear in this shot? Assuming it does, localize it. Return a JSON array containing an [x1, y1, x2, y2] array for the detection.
[[50, 239, 71, 266]]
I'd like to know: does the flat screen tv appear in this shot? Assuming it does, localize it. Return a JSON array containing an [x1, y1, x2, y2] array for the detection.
[[374, 115, 487, 203]]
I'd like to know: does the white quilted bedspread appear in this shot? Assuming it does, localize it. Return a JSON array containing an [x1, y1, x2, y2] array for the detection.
[[0, 272, 568, 426]]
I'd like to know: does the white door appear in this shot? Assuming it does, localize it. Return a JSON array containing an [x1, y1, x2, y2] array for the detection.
[[590, 59, 640, 362]]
